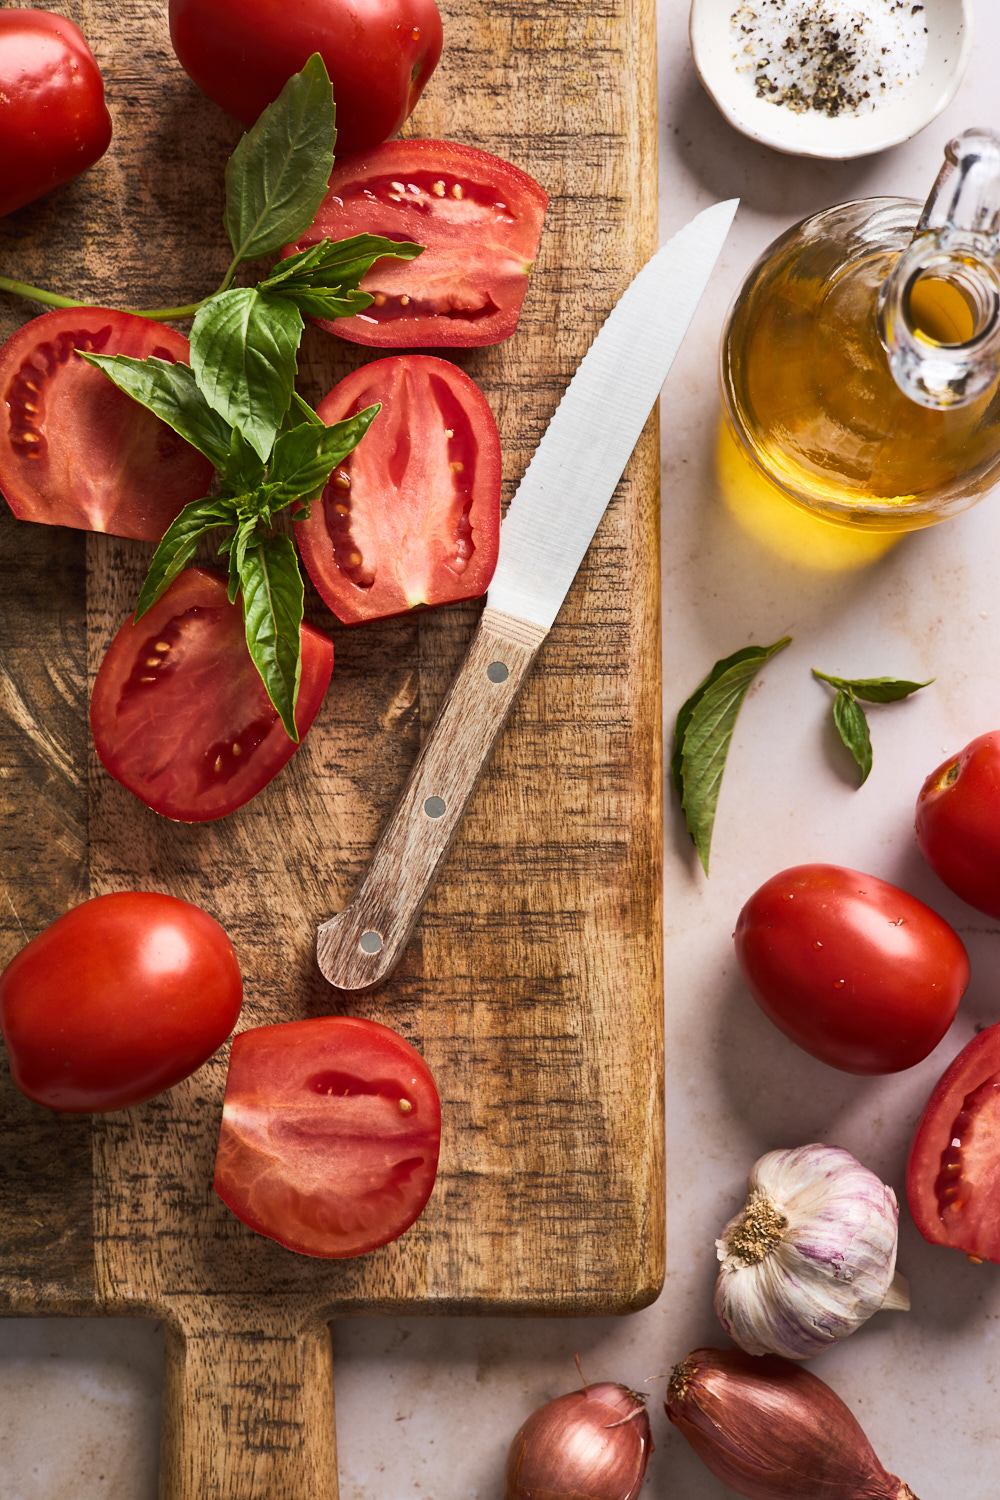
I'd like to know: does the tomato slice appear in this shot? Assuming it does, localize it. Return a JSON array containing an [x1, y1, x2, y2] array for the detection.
[[289, 139, 548, 347], [90, 568, 333, 822], [294, 355, 501, 623], [0, 308, 215, 541], [214, 1016, 441, 1258], [907, 1023, 1000, 1264]]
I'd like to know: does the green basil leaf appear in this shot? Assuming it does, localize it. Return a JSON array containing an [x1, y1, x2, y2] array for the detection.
[[673, 637, 791, 874], [812, 669, 934, 703], [81, 353, 234, 470], [288, 389, 325, 428], [832, 688, 873, 785], [135, 497, 236, 618], [222, 425, 269, 493], [190, 288, 304, 463], [238, 531, 305, 741], [265, 406, 380, 511], [223, 53, 337, 265], [227, 516, 259, 604], [259, 234, 424, 319]]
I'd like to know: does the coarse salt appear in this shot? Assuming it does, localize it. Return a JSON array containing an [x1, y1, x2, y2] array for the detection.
[[730, 0, 929, 117]]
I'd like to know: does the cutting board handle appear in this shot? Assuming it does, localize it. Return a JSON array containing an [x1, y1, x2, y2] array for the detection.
[[316, 604, 549, 991], [159, 1297, 338, 1499]]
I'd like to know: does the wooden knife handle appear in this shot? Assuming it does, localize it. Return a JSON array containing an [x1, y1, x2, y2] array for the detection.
[[316, 604, 548, 990], [159, 1298, 338, 1500]]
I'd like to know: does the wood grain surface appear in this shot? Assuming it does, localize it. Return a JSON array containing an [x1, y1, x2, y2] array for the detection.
[[0, 0, 662, 1492]]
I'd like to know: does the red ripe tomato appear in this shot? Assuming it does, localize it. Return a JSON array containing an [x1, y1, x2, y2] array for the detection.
[[916, 731, 1000, 919], [294, 355, 501, 624], [0, 9, 112, 218], [90, 568, 333, 822], [214, 1016, 441, 1258], [907, 1021, 1000, 1264], [168, 0, 443, 156], [0, 308, 216, 541], [734, 864, 969, 1075], [0, 892, 243, 1112], [289, 139, 548, 347]]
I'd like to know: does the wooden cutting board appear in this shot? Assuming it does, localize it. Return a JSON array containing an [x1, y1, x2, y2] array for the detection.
[[0, 0, 663, 1494]]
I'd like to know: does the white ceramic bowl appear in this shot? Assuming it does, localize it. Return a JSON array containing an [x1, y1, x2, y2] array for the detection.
[[689, 0, 973, 159]]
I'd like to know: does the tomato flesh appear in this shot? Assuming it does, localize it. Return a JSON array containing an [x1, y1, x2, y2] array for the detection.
[[734, 863, 969, 1075], [916, 731, 1000, 919], [168, 0, 443, 156], [214, 1016, 441, 1258], [0, 308, 216, 541], [90, 568, 333, 821], [295, 355, 501, 623], [0, 892, 243, 1112], [907, 1022, 1000, 1263], [289, 139, 548, 347], [0, 9, 112, 218]]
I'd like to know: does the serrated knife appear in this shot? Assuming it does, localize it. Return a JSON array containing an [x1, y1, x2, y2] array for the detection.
[[316, 197, 740, 990]]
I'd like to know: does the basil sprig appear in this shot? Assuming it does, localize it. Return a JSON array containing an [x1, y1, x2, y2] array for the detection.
[[80, 56, 424, 741], [672, 637, 791, 874], [813, 670, 933, 785]]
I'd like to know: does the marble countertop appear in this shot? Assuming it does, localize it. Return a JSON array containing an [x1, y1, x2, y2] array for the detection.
[[4, 3, 1000, 1497]]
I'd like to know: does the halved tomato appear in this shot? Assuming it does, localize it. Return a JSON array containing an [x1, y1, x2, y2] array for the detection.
[[0, 308, 215, 541], [288, 139, 548, 347], [214, 1016, 441, 1258], [90, 568, 333, 821], [294, 354, 501, 623], [907, 1021, 1000, 1264]]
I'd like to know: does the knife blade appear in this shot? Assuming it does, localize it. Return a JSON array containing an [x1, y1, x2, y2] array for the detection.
[[316, 197, 739, 990]]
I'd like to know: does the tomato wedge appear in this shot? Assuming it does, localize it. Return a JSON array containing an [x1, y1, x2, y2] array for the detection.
[[294, 355, 501, 623], [90, 568, 333, 822], [214, 1016, 441, 1258], [907, 1022, 1000, 1265], [0, 308, 215, 541], [288, 139, 548, 347]]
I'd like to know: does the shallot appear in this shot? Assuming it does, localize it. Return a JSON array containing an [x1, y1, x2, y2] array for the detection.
[[504, 1378, 652, 1500]]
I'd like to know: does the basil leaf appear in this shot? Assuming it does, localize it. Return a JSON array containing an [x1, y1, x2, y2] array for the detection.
[[673, 637, 791, 874], [190, 288, 304, 462], [238, 531, 305, 741], [832, 688, 873, 785], [259, 234, 424, 319], [135, 497, 236, 618], [222, 424, 269, 494], [265, 406, 380, 512], [812, 669, 934, 703], [223, 53, 337, 265], [82, 353, 234, 470]]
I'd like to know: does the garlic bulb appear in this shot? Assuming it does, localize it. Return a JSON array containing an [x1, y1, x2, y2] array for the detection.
[[714, 1143, 909, 1360]]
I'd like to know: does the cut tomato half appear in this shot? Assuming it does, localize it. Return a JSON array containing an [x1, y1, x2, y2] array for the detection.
[[288, 139, 548, 347], [90, 568, 333, 821], [295, 354, 501, 624], [214, 1016, 441, 1258], [0, 308, 215, 541]]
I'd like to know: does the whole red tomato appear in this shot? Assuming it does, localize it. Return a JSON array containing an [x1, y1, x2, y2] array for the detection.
[[907, 1021, 1000, 1264], [916, 731, 1000, 918], [215, 1016, 441, 1257], [0, 892, 243, 1112], [168, 0, 443, 155], [0, 9, 112, 218], [734, 864, 969, 1074]]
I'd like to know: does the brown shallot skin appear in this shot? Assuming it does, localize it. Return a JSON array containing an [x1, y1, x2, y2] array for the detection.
[[504, 1381, 652, 1500], [665, 1348, 918, 1500]]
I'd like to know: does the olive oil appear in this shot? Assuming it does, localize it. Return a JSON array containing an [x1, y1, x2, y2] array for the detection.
[[722, 198, 1000, 532]]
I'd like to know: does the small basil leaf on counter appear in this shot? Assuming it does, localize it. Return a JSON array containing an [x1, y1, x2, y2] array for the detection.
[[81, 354, 235, 470], [832, 688, 873, 785], [812, 669, 933, 703], [239, 531, 305, 742], [190, 288, 304, 463], [813, 669, 932, 785], [134, 497, 238, 619], [673, 636, 791, 875], [223, 52, 337, 266]]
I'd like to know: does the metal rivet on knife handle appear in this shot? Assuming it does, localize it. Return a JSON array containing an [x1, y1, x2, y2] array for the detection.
[[424, 797, 446, 818]]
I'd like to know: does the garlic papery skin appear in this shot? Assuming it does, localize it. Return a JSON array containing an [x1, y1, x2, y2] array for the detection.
[[714, 1143, 908, 1360]]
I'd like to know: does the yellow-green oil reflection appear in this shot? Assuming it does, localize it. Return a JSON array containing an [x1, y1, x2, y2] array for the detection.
[[715, 419, 902, 572]]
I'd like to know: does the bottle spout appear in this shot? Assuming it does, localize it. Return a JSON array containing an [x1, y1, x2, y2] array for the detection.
[[880, 130, 1000, 409]]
